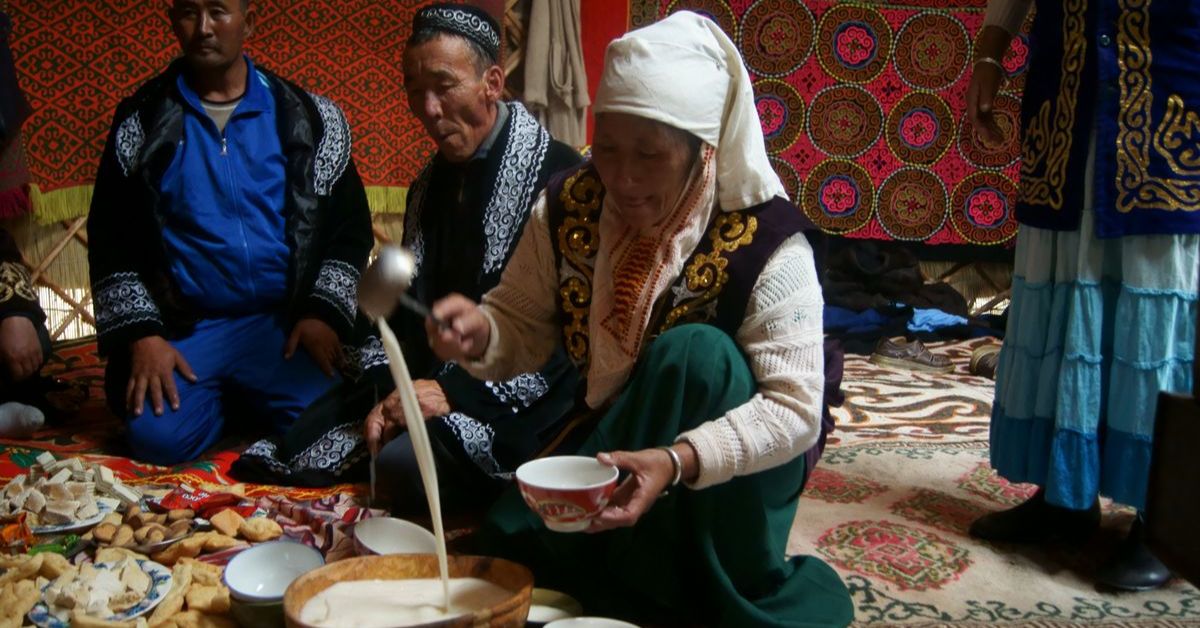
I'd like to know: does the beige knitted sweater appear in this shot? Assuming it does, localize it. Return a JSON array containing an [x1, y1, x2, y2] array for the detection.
[[462, 194, 826, 490]]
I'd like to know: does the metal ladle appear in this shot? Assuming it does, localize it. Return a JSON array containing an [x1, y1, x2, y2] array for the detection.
[[357, 245, 446, 327]]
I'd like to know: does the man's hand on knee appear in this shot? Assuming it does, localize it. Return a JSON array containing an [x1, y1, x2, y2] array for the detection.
[[413, 379, 450, 418], [127, 335, 197, 417], [365, 391, 403, 456], [0, 316, 44, 382], [363, 380, 449, 456], [284, 317, 344, 377]]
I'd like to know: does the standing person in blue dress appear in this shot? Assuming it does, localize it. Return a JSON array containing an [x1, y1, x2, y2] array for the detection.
[[967, 0, 1199, 590]]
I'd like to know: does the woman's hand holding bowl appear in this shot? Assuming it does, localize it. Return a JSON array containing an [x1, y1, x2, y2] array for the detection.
[[586, 444, 698, 533]]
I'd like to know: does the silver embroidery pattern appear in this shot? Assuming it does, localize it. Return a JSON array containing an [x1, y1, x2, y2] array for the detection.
[[485, 372, 549, 409], [670, 281, 704, 307], [311, 93, 351, 196], [240, 440, 289, 472], [482, 103, 550, 273], [241, 422, 366, 476], [420, 7, 501, 53], [668, 281, 718, 321], [442, 412, 510, 479], [402, 163, 433, 273], [313, 260, 359, 326], [351, 335, 388, 372], [291, 421, 366, 475], [115, 111, 144, 177], [94, 272, 162, 333]]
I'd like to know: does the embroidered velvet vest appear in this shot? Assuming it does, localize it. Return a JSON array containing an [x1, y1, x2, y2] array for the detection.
[[545, 163, 810, 378], [1016, 0, 1200, 237]]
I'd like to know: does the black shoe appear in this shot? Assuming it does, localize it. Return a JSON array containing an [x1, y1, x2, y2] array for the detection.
[[1095, 514, 1172, 591], [969, 488, 1100, 544]]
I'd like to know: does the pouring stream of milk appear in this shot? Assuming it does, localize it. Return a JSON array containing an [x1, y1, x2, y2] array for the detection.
[[377, 318, 450, 610]]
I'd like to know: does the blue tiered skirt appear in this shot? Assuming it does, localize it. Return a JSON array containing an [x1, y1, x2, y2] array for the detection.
[[991, 206, 1198, 511]]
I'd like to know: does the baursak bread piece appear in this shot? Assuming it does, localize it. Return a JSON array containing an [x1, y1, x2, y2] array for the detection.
[[185, 585, 231, 614], [207, 509, 244, 538], [238, 517, 283, 542], [148, 561, 193, 625]]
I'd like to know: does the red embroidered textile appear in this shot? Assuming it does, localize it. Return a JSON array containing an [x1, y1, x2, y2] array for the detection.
[[634, 0, 1030, 247], [6, 0, 436, 211]]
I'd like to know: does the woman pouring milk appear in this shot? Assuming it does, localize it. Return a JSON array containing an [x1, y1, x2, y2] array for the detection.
[[424, 12, 853, 627]]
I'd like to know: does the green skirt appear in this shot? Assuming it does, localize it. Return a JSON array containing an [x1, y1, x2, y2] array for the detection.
[[478, 325, 853, 627]]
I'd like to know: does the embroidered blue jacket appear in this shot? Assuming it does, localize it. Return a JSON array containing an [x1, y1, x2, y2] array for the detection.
[[160, 58, 290, 314], [1016, 0, 1200, 237]]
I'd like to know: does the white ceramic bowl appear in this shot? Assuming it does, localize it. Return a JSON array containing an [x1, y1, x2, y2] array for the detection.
[[516, 456, 619, 533], [223, 541, 325, 603], [545, 618, 640, 628], [352, 516, 437, 555], [527, 588, 584, 625]]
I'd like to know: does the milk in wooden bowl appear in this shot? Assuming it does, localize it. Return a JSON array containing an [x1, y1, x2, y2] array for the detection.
[[283, 554, 533, 628]]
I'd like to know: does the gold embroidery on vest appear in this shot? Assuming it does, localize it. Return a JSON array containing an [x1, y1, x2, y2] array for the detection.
[[1019, 0, 1087, 210], [556, 169, 602, 367], [0, 262, 37, 305], [1115, 0, 1200, 212], [1156, 95, 1200, 174], [659, 212, 758, 332]]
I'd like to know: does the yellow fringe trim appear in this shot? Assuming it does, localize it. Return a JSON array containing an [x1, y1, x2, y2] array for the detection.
[[29, 184, 92, 225], [29, 184, 408, 224], [364, 186, 408, 215]]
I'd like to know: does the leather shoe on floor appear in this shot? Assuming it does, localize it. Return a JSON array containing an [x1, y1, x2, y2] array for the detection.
[[870, 337, 954, 373], [969, 488, 1100, 544], [1096, 515, 1172, 591], [970, 343, 1001, 379]]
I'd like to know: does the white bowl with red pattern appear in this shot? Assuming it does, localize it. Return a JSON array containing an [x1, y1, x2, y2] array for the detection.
[[516, 456, 619, 533]]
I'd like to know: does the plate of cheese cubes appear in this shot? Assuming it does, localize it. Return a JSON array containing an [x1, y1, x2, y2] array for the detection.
[[0, 452, 144, 536], [26, 555, 173, 628]]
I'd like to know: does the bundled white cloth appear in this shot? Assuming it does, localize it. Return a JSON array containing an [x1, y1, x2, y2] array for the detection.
[[523, 0, 589, 147]]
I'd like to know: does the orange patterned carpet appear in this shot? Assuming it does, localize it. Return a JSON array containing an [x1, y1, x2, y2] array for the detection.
[[0, 337, 362, 501]]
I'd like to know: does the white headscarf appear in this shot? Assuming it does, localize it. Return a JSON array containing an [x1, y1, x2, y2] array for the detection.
[[593, 10, 785, 210], [584, 11, 785, 406]]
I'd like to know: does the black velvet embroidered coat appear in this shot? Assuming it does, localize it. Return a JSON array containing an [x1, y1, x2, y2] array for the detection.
[[87, 59, 374, 362]]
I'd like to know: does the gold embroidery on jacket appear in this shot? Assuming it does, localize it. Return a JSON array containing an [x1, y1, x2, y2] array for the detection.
[[1019, 0, 1087, 210], [659, 212, 758, 331], [556, 169, 603, 367], [0, 262, 37, 305], [1115, 0, 1200, 212]]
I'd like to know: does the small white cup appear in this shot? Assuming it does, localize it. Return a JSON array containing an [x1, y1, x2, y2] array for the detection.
[[353, 516, 437, 555]]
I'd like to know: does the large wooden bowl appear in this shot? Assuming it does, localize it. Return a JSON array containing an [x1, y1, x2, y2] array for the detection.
[[283, 554, 533, 627]]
